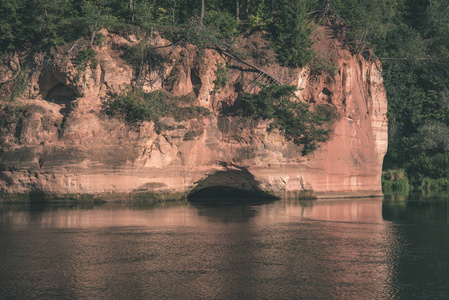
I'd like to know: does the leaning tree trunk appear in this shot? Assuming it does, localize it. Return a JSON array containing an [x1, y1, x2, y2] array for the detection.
[[200, 0, 205, 25], [172, 1, 176, 24], [236, 0, 240, 21], [130, 0, 134, 23], [90, 22, 97, 47]]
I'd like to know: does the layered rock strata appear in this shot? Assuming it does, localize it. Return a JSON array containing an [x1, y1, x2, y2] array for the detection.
[[0, 27, 388, 201]]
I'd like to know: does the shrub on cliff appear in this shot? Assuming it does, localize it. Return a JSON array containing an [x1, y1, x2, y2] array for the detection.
[[103, 87, 209, 129], [229, 84, 331, 155], [213, 62, 230, 93]]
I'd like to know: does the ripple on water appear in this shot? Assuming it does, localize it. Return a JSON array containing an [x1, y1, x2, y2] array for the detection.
[[1, 198, 449, 299]]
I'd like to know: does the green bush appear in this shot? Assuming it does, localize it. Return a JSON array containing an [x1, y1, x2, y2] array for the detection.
[[206, 10, 238, 39], [103, 87, 209, 130], [382, 169, 410, 194], [407, 153, 449, 181], [247, 0, 272, 30], [315, 104, 338, 121], [229, 84, 331, 155], [178, 25, 221, 50], [9, 70, 28, 101], [388, 153, 449, 193], [74, 47, 97, 71], [120, 41, 166, 82], [183, 129, 202, 141], [213, 62, 229, 93], [415, 177, 449, 193], [383, 169, 407, 181], [310, 54, 338, 77]]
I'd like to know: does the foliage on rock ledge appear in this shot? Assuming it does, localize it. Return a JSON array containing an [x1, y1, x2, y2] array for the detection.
[[227, 84, 332, 155], [213, 62, 229, 93], [103, 87, 209, 130], [3, 0, 449, 190]]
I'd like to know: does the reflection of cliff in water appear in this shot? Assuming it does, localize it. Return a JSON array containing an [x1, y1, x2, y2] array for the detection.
[[1, 198, 388, 229], [284, 198, 384, 223], [382, 195, 449, 223], [192, 203, 259, 223]]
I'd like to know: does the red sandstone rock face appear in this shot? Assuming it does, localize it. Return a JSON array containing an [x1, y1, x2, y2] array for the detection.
[[0, 27, 387, 200], [261, 56, 388, 198]]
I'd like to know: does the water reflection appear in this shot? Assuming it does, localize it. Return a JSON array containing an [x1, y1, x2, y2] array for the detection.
[[193, 203, 259, 223], [2, 197, 449, 299], [279, 198, 384, 223], [383, 194, 449, 223], [0, 198, 388, 229]]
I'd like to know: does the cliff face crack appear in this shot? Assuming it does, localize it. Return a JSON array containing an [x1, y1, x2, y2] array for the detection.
[[191, 68, 202, 96], [38, 158, 44, 169], [57, 115, 67, 138]]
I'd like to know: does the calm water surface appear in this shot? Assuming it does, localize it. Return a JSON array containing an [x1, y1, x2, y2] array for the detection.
[[1, 197, 449, 299]]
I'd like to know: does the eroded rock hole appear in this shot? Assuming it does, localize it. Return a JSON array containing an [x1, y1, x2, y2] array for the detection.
[[191, 68, 202, 96], [45, 83, 77, 115], [188, 168, 278, 203], [38, 72, 77, 115], [322, 87, 332, 96]]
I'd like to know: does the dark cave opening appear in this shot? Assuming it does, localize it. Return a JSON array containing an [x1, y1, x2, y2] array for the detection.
[[188, 186, 277, 203], [191, 68, 202, 96], [45, 83, 77, 115], [187, 168, 278, 203]]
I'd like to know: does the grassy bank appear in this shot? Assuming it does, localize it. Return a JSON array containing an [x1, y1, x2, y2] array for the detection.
[[382, 169, 410, 195], [383, 169, 449, 195]]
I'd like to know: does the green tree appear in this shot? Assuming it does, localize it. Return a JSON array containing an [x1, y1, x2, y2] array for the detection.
[[271, 0, 313, 67], [233, 85, 330, 155], [247, 0, 271, 29], [0, 0, 41, 53]]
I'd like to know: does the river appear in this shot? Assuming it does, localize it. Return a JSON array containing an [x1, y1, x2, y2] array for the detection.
[[1, 196, 449, 299]]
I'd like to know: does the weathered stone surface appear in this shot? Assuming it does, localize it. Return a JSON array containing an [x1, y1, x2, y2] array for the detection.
[[0, 27, 387, 202]]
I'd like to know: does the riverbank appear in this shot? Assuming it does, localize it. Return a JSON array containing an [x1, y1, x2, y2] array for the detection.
[[0, 191, 188, 204], [382, 169, 449, 195]]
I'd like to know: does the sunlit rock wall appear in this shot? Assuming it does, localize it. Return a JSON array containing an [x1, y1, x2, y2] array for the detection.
[[0, 27, 387, 201]]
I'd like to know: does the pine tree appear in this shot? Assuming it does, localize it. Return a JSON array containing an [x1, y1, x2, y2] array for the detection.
[[272, 0, 313, 67]]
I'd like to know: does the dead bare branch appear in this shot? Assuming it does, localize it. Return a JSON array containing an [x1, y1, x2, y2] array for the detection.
[[214, 44, 283, 85]]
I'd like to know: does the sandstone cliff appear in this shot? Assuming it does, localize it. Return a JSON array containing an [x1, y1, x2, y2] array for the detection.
[[0, 26, 387, 201]]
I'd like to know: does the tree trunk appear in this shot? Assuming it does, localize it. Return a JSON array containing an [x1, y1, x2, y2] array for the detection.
[[200, 0, 205, 25], [236, 0, 239, 21], [90, 22, 97, 47], [130, 0, 134, 23], [320, 0, 332, 22], [214, 44, 283, 85], [172, 1, 176, 24]]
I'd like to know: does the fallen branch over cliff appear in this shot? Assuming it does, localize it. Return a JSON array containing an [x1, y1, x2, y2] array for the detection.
[[214, 44, 283, 86]]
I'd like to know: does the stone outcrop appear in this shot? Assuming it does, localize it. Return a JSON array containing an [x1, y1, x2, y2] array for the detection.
[[0, 26, 387, 202]]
